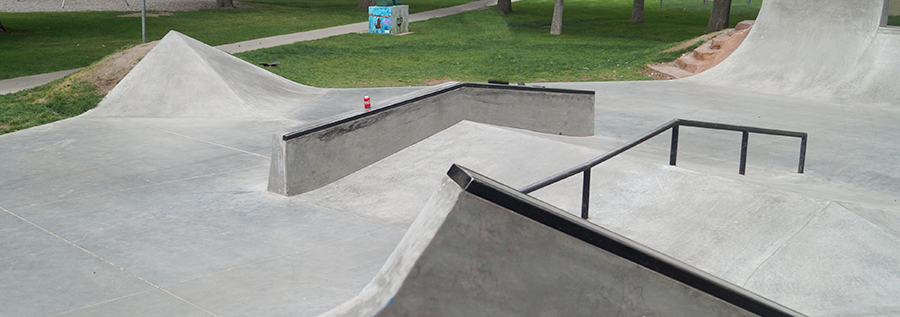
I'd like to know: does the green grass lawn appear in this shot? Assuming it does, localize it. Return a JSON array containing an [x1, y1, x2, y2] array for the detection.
[[1, 0, 761, 135], [236, 0, 762, 87], [0, 0, 472, 79], [0, 77, 103, 134]]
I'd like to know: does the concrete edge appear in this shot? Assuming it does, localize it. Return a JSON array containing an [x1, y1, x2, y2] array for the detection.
[[446, 164, 806, 317], [267, 82, 595, 196]]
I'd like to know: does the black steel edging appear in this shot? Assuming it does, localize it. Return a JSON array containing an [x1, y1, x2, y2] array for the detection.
[[447, 164, 805, 317], [282, 82, 595, 141]]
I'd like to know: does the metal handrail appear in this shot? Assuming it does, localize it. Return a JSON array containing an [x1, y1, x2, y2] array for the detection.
[[519, 119, 808, 219]]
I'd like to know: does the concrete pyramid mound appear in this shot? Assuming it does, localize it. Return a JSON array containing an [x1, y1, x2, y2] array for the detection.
[[87, 31, 324, 118], [689, 0, 900, 103]]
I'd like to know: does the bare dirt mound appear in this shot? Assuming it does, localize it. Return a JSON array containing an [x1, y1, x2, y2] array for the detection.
[[648, 20, 754, 79], [71, 41, 158, 94]]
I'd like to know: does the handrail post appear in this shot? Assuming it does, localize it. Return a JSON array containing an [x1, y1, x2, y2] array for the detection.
[[739, 131, 749, 175], [798, 136, 807, 174], [581, 169, 591, 219], [670, 125, 679, 166]]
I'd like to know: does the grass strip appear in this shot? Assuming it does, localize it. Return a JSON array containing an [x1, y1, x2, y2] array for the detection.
[[0, 78, 103, 134]]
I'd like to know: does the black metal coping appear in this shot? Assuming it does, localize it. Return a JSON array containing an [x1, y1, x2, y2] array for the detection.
[[447, 164, 806, 317], [282, 82, 595, 141]]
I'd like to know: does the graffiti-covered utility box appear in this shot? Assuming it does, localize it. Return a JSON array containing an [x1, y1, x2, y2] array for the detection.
[[369, 5, 409, 35]]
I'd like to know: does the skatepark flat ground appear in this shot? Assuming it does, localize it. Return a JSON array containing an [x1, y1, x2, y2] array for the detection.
[[3, 0, 900, 316]]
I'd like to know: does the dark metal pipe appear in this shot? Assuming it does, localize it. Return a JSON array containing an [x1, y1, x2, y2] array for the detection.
[[739, 131, 749, 175], [670, 125, 679, 166], [519, 119, 678, 193], [798, 136, 807, 173], [520, 118, 808, 195], [679, 119, 807, 138], [581, 169, 591, 219]]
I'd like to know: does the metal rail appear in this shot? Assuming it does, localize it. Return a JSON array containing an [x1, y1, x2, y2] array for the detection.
[[519, 119, 808, 219]]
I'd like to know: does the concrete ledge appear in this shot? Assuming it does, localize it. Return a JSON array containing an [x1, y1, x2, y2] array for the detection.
[[319, 164, 804, 316], [267, 82, 595, 196]]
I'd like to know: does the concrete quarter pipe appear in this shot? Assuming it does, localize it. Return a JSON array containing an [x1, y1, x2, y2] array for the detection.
[[689, 0, 900, 104]]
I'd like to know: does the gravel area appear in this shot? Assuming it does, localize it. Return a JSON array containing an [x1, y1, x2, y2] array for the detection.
[[1, 0, 221, 12]]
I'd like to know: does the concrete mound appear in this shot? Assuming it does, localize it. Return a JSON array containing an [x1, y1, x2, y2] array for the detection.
[[688, 0, 900, 104], [86, 31, 324, 118], [320, 165, 799, 317]]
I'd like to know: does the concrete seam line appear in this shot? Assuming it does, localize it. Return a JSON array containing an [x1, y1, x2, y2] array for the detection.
[[740, 200, 833, 288], [15, 164, 266, 210], [158, 225, 397, 289], [46, 290, 154, 317], [145, 125, 269, 159], [0, 205, 219, 316]]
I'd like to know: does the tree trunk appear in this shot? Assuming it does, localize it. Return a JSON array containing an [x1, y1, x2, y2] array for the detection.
[[497, 0, 512, 14], [216, 0, 234, 8], [707, 0, 731, 32], [631, 0, 644, 24], [550, 0, 564, 35], [0, 18, 6, 33], [355, 0, 375, 11]]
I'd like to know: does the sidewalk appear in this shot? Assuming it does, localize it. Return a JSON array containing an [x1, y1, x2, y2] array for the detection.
[[0, 0, 503, 95], [0, 68, 82, 95]]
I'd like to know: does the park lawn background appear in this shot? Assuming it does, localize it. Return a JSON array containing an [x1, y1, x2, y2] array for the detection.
[[236, 0, 763, 87], [1, 0, 763, 135], [0, 0, 473, 80]]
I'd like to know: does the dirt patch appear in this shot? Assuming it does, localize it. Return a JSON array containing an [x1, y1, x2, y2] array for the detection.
[[117, 12, 175, 18], [71, 41, 158, 94], [660, 30, 727, 54], [636, 68, 674, 80]]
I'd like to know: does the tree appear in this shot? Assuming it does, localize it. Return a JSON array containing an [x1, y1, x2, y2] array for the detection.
[[355, 0, 375, 10], [550, 0, 564, 35], [631, 0, 644, 24], [498, 0, 512, 14], [0, 18, 6, 33], [217, 0, 235, 9], [707, 0, 731, 32]]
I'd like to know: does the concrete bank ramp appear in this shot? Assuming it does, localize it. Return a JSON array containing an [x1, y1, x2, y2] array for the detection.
[[301, 120, 900, 315], [529, 158, 900, 316], [319, 165, 801, 317], [688, 0, 900, 103], [86, 31, 326, 118]]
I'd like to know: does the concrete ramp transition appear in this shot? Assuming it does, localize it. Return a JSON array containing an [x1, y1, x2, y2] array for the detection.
[[320, 165, 803, 317], [689, 0, 900, 103]]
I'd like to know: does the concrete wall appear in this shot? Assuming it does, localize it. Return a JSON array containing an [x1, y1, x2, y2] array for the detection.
[[891, 0, 900, 16], [318, 165, 800, 316], [268, 82, 595, 196]]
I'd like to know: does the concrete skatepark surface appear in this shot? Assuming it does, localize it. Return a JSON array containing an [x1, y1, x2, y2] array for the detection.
[[3, 0, 900, 316]]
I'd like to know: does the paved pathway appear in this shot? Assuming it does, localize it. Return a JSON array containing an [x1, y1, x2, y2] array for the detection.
[[0, 68, 82, 94], [0, 0, 505, 95]]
